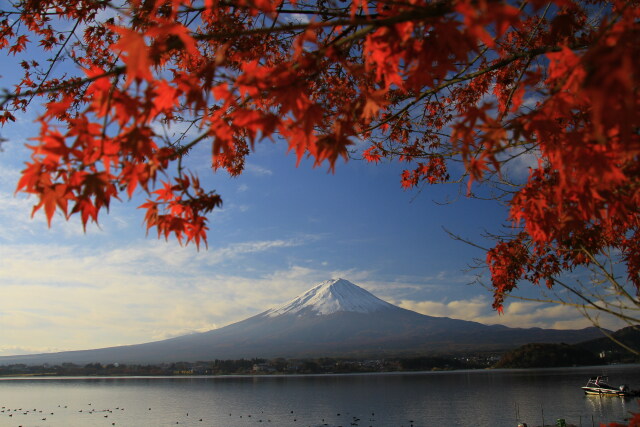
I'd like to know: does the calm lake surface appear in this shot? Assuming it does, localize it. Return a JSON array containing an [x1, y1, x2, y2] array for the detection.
[[0, 365, 638, 427]]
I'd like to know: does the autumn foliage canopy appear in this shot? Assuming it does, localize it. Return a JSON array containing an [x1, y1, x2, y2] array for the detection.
[[0, 0, 638, 312]]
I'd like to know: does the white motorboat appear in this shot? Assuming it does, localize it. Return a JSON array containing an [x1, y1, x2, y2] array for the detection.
[[581, 376, 631, 396]]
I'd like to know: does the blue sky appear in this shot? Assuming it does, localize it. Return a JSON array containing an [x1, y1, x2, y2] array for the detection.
[[0, 17, 626, 357]]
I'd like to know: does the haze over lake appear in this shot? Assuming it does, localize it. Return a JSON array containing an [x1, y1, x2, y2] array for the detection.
[[1, 365, 638, 427]]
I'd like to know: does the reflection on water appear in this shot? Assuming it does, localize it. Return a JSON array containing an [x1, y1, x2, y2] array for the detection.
[[585, 394, 631, 420], [0, 365, 638, 427]]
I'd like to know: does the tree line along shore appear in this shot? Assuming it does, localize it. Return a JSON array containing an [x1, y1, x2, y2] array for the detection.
[[1, 339, 638, 377], [0, 354, 497, 377]]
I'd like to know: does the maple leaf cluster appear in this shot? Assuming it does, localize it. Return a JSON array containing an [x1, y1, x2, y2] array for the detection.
[[0, 0, 638, 311]]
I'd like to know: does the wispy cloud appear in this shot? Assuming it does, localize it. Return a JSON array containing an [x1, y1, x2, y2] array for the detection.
[[245, 163, 273, 176], [0, 238, 330, 353], [360, 271, 477, 302], [206, 238, 309, 265], [398, 297, 488, 319], [0, 195, 96, 241], [0, 345, 65, 357], [398, 296, 627, 330], [0, 164, 21, 184], [281, 12, 310, 24], [501, 146, 542, 181], [0, 179, 142, 241]]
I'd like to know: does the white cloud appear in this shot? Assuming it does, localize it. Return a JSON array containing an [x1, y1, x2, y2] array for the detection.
[[360, 271, 477, 302], [206, 238, 306, 264], [0, 238, 334, 353], [398, 297, 488, 319], [245, 163, 273, 176], [0, 181, 142, 242], [282, 12, 310, 24], [0, 164, 21, 184], [501, 145, 542, 181], [398, 296, 628, 330], [0, 345, 64, 357]]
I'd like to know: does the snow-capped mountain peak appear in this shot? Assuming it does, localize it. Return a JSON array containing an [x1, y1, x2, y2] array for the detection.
[[264, 278, 397, 317]]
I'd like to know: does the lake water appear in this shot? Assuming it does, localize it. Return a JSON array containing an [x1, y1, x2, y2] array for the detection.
[[0, 365, 638, 427]]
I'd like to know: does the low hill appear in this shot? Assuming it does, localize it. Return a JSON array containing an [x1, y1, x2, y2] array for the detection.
[[494, 343, 602, 368], [574, 326, 640, 363], [494, 326, 640, 368]]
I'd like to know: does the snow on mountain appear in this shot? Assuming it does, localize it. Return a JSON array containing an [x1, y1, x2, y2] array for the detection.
[[264, 278, 397, 317]]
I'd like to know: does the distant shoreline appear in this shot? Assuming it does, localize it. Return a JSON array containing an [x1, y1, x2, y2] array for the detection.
[[2, 362, 640, 381]]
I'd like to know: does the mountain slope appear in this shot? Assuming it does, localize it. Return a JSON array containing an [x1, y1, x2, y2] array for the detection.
[[0, 278, 605, 365]]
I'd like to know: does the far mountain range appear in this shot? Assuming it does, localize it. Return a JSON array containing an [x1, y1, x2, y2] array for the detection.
[[0, 278, 606, 365]]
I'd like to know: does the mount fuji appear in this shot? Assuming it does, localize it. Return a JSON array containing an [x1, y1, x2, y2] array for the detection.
[[0, 278, 605, 365]]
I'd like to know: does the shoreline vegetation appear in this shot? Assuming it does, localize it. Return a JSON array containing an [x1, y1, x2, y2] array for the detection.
[[1, 345, 638, 378], [0, 354, 499, 377]]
